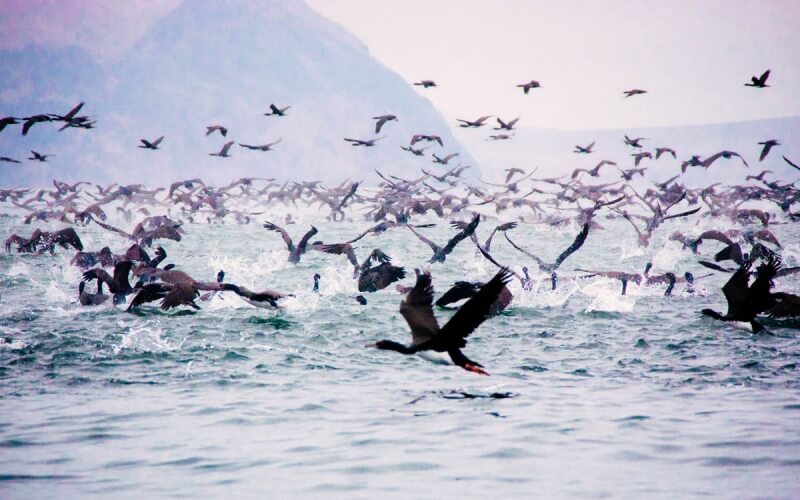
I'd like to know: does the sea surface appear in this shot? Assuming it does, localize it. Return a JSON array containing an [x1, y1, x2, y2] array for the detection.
[[1, 209, 799, 498]]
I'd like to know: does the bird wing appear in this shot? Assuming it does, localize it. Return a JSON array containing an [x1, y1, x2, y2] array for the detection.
[[553, 223, 590, 269], [152, 136, 164, 147], [263, 221, 295, 251], [503, 232, 547, 269], [438, 268, 513, 344], [399, 271, 441, 346], [161, 282, 199, 310], [783, 156, 800, 171], [320, 243, 359, 268], [441, 214, 479, 255], [406, 225, 441, 253], [746, 256, 780, 316], [695, 230, 734, 247], [662, 206, 701, 221], [88, 215, 134, 239], [219, 141, 234, 155], [296, 225, 318, 253], [721, 261, 752, 316]]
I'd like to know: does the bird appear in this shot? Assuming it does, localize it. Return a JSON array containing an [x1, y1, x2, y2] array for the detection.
[[783, 156, 800, 171], [574, 141, 595, 154], [413, 80, 437, 88], [78, 280, 109, 306], [623, 89, 647, 98], [221, 283, 291, 309], [28, 150, 53, 162], [410, 134, 443, 147], [407, 214, 479, 263], [494, 117, 519, 131], [205, 125, 228, 137], [263, 221, 318, 264], [369, 267, 513, 375], [703, 150, 749, 169], [0, 156, 21, 164], [21, 114, 52, 135], [0, 116, 20, 133], [745, 69, 770, 88], [517, 80, 541, 94], [432, 153, 459, 165], [700, 255, 781, 332], [264, 104, 290, 116], [624, 135, 646, 148], [139, 136, 164, 150], [457, 116, 492, 128], [209, 141, 235, 157], [344, 136, 384, 147], [757, 140, 780, 162], [401, 145, 428, 156], [239, 139, 281, 151], [372, 114, 397, 134], [83, 260, 134, 304], [655, 147, 677, 159], [504, 222, 590, 273], [571, 160, 616, 179], [631, 152, 652, 166]]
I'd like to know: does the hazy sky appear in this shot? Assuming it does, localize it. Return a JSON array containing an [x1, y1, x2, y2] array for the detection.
[[306, 0, 800, 129]]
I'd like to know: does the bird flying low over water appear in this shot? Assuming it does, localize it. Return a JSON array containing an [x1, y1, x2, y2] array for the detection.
[[369, 267, 513, 375], [139, 136, 164, 150], [745, 69, 770, 88]]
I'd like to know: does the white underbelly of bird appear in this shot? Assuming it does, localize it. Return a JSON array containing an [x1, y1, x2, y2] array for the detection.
[[417, 350, 453, 365]]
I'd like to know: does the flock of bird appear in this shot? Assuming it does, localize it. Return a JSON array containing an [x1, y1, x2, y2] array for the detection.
[[1, 67, 799, 374]]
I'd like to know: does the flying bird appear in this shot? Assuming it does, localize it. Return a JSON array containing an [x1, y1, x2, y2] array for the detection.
[[410, 134, 443, 147], [209, 141, 235, 157], [413, 80, 437, 88], [494, 117, 519, 131], [622, 89, 647, 98], [517, 80, 541, 94], [205, 125, 228, 137], [432, 153, 459, 165], [0, 156, 21, 164], [264, 104, 290, 116], [344, 136, 384, 147], [457, 116, 493, 128], [745, 69, 771, 88], [372, 114, 397, 134], [28, 150, 53, 162], [757, 140, 780, 162], [369, 267, 513, 375], [138, 136, 164, 150], [239, 139, 281, 151], [573, 141, 596, 154]]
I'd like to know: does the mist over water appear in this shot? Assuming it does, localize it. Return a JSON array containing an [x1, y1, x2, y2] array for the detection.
[[1, 204, 799, 497]]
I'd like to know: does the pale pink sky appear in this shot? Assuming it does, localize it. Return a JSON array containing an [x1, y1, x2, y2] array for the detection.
[[2, 0, 798, 128]]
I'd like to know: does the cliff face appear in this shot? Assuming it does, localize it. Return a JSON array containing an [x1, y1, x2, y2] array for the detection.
[[0, 0, 474, 187]]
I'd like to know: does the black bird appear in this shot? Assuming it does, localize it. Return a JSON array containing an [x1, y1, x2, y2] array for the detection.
[[0, 156, 21, 164], [83, 260, 134, 304], [745, 69, 770, 88], [413, 80, 437, 88], [457, 116, 492, 128], [757, 140, 779, 162], [622, 89, 647, 98], [263, 221, 318, 264], [407, 214, 479, 263], [574, 141, 595, 154], [221, 284, 291, 309], [78, 280, 109, 306], [21, 114, 52, 135], [139, 136, 164, 150], [517, 80, 541, 94], [344, 136, 384, 147], [369, 268, 513, 375], [28, 150, 53, 162], [264, 104, 290, 116], [0, 116, 19, 133], [700, 255, 780, 332]]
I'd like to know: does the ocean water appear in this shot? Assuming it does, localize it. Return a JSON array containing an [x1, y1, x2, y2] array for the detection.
[[1, 209, 799, 498]]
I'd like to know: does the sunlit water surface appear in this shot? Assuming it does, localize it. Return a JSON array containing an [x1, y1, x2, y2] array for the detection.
[[1, 210, 799, 498]]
